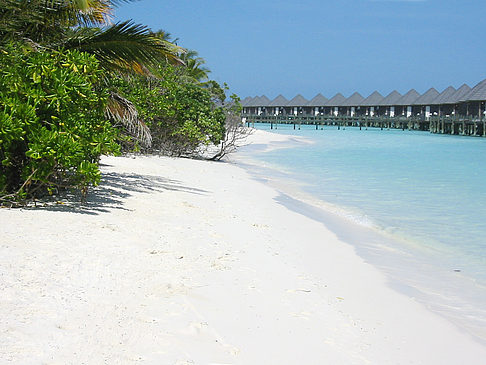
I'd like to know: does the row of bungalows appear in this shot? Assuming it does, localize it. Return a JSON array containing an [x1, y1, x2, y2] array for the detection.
[[241, 79, 486, 132]]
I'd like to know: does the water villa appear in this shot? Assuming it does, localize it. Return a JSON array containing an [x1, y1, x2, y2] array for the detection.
[[241, 79, 486, 136]]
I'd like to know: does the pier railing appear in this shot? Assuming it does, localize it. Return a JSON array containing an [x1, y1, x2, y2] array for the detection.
[[241, 114, 486, 137]]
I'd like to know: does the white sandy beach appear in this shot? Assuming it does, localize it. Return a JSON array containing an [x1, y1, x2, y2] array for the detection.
[[1, 130, 486, 364]]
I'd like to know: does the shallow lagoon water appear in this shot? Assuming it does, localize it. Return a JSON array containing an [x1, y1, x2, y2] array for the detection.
[[236, 124, 486, 343]]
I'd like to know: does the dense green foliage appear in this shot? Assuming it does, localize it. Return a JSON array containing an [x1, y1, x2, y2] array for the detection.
[[111, 67, 226, 156], [0, 1, 242, 205], [0, 44, 119, 203]]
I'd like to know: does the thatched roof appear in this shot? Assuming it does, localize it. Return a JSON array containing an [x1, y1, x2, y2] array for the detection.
[[431, 86, 456, 105], [306, 93, 329, 106], [268, 94, 289, 107], [325, 93, 347, 107], [342, 92, 364, 106], [360, 91, 384, 106], [376, 90, 402, 106], [461, 79, 486, 101], [395, 89, 420, 106], [247, 96, 270, 107], [245, 96, 259, 107], [247, 96, 260, 106], [257, 95, 271, 106], [240, 79, 484, 109], [412, 88, 440, 105], [452, 84, 472, 103], [240, 96, 253, 107], [287, 94, 309, 107]]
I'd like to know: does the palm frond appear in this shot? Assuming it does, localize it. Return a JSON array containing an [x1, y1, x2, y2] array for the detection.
[[106, 92, 152, 147], [73, 0, 141, 26], [104, 0, 140, 7], [0, 0, 62, 43], [0, 0, 101, 44], [62, 21, 183, 73], [0, 1, 142, 45], [151, 29, 178, 44], [176, 49, 210, 83]]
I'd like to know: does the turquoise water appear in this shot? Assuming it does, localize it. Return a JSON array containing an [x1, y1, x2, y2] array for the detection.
[[237, 123, 486, 342]]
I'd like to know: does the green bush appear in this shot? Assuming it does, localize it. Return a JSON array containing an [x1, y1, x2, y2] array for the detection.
[[0, 44, 119, 203], [111, 67, 225, 156]]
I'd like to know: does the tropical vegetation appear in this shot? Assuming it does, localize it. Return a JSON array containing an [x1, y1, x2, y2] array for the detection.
[[0, 0, 245, 206], [0, 43, 119, 201], [110, 66, 226, 156]]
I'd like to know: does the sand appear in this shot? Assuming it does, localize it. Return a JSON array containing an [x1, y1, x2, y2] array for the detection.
[[1, 130, 486, 364]]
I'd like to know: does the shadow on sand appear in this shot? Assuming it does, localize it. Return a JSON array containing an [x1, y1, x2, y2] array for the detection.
[[27, 171, 207, 215]]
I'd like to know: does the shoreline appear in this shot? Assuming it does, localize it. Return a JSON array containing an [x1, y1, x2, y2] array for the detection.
[[1, 133, 486, 363], [234, 128, 486, 344]]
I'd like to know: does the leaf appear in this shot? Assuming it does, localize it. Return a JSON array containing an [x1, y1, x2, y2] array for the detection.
[[32, 72, 40, 83], [62, 21, 183, 74]]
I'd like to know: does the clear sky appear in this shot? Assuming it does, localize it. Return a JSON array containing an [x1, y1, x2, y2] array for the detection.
[[114, 0, 486, 100]]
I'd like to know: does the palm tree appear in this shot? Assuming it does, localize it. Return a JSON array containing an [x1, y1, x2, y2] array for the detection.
[[178, 49, 210, 83], [151, 29, 179, 45]]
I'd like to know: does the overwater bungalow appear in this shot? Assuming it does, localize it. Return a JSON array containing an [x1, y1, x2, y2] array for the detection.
[[240, 96, 253, 115], [306, 93, 329, 116], [325, 93, 347, 116], [375, 90, 402, 117], [342, 92, 365, 116], [242, 96, 254, 115], [258, 95, 271, 115], [431, 86, 457, 117], [411, 87, 440, 118], [460, 79, 486, 118], [269, 94, 290, 116], [287, 94, 309, 116], [460, 80, 486, 135], [359, 91, 384, 117], [249, 95, 271, 115], [451, 84, 473, 116], [394, 89, 420, 117], [240, 78, 486, 136]]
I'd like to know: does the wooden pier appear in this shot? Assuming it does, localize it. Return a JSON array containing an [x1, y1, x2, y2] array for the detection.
[[241, 78, 486, 137], [243, 114, 486, 137]]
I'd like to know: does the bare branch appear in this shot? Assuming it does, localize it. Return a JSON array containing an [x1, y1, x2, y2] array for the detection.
[[208, 111, 253, 161]]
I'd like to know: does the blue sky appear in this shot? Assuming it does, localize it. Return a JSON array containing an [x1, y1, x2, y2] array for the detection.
[[115, 0, 486, 100]]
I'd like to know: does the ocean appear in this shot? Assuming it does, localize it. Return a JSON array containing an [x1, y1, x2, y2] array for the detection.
[[235, 123, 486, 343]]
